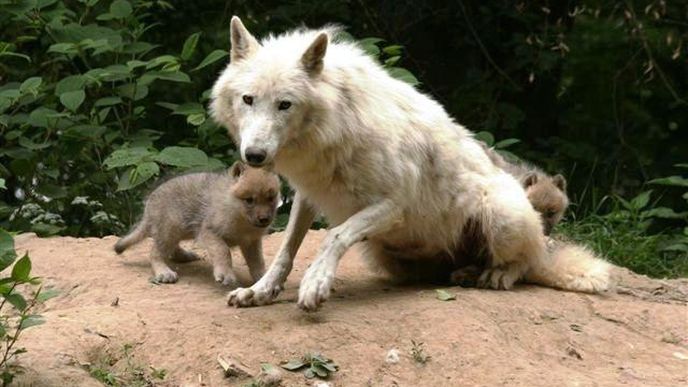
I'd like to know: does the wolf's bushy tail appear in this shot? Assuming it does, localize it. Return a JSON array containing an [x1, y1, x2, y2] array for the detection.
[[114, 221, 149, 254], [525, 240, 612, 293]]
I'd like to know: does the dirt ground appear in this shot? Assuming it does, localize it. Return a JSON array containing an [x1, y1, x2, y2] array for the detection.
[[9, 230, 688, 386]]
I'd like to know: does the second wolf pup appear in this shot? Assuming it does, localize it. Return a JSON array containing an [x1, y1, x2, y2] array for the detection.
[[482, 144, 569, 235], [114, 161, 281, 287]]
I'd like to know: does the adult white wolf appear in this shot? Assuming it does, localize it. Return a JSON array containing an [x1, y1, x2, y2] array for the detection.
[[210, 17, 611, 311]]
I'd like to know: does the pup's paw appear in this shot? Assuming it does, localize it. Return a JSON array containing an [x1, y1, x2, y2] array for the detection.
[[152, 268, 178, 284], [297, 261, 334, 312], [214, 266, 239, 288], [227, 281, 283, 307]]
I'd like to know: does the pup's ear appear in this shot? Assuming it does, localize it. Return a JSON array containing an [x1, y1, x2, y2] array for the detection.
[[522, 172, 538, 188], [301, 32, 328, 75], [230, 160, 246, 179], [552, 174, 567, 191], [230, 16, 260, 62]]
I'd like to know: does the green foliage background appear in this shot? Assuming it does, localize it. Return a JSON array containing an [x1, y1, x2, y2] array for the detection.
[[0, 0, 686, 276]]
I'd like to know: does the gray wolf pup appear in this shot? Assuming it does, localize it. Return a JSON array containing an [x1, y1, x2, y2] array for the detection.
[[483, 145, 569, 235], [114, 161, 280, 286]]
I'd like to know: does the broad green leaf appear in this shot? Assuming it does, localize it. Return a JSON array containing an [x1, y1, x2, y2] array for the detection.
[[11, 253, 31, 282], [494, 138, 521, 149], [155, 146, 208, 167], [475, 131, 495, 146], [139, 71, 191, 85], [146, 55, 178, 69], [60, 90, 85, 111], [48, 42, 77, 54], [181, 32, 201, 61], [3, 292, 27, 311], [675, 163, 688, 169], [131, 161, 159, 185], [630, 190, 652, 210], [172, 102, 204, 115], [358, 37, 383, 56], [19, 77, 42, 95], [0, 229, 17, 272], [104, 147, 155, 169], [0, 178, 5, 190], [94, 96, 122, 107], [382, 44, 403, 56], [156, 102, 178, 111], [117, 164, 157, 191], [648, 176, 688, 188], [187, 113, 206, 126], [117, 83, 149, 100], [37, 287, 60, 302], [110, 0, 132, 18], [18, 136, 50, 150], [192, 50, 228, 71], [280, 359, 306, 371], [643, 207, 687, 219], [311, 364, 329, 378], [55, 75, 85, 95], [435, 289, 456, 301], [387, 67, 419, 86], [20, 315, 45, 329]]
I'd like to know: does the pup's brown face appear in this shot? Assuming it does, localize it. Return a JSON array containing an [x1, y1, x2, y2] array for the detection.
[[230, 162, 281, 228], [523, 173, 569, 236]]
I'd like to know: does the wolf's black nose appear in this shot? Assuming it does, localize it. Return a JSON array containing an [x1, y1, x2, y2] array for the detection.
[[244, 147, 267, 166]]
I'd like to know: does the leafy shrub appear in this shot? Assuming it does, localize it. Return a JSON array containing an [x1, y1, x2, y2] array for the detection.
[[0, 0, 232, 236], [0, 228, 54, 385]]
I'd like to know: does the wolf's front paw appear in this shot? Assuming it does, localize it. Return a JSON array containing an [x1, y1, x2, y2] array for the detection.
[[477, 264, 522, 290], [297, 261, 334, 311], [227, 281, 283, 307]]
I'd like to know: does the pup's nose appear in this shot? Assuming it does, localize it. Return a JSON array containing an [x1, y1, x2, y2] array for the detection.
[[244, 147, 267, 166], [257, 216, 272, 227]]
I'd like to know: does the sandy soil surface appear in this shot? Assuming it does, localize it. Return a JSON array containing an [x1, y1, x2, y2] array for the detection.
[[8, 230, 688, 386]]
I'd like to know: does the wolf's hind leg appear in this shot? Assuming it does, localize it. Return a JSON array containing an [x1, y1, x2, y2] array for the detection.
[[476, 174, 546, 290]]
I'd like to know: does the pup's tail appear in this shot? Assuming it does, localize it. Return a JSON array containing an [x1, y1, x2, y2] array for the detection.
[[114, 221, 149, 254], [525, 240, 612, 293]]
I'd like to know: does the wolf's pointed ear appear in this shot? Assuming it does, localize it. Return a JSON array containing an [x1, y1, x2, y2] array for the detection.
[[230, 16, 259, 62], [301, 32, 328, 75], [523, 172, 538, 188], [553, 174, 567, 191], [230, 160, 246, 179]]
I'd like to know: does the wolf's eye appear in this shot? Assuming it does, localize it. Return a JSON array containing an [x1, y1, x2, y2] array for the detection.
[[545, 210, 557, 218], [242, 95, 254, 105], [278, 101, 292, 110], [244, 197, 255, 205]]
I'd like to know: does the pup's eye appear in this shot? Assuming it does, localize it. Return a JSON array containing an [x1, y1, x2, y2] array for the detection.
[[242, 95, 254, 105], [546, 210, 557, 218], [278, 101, 291, 110], [244, 197, 255, 205]]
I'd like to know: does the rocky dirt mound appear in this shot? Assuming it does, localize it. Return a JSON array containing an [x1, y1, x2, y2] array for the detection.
[[10, 231, 688, 386]]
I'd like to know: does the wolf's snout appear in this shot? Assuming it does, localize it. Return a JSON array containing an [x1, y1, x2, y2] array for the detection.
[[244, 147, 267, 166]]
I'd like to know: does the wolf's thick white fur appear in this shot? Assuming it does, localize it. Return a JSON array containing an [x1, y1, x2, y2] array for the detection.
[[211, 17, 611, 310]]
